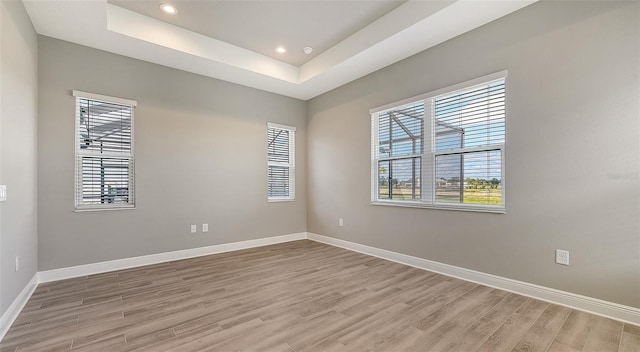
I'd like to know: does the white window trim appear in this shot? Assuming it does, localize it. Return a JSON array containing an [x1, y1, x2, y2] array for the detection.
[[73, 90, 137, 107], [370, 71, 507, 213], [73, 91, 137, 211], [267, 122, 296, 202]]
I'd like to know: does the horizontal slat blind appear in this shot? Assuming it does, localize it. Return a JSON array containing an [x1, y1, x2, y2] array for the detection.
[[433, 79, 505, 206], [370, 73, 506, 210], [267, 123, 295, 200], [267, 166, 290, 197], [434, 80, 505, 151], [78, 99, 132, 154], [75, 94, 135, 209], [77, 157, 133, 205], [268, 128, 290, 163]]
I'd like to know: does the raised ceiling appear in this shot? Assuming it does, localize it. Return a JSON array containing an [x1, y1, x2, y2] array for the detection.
[[109, 0, 406, 67], [23, 0, 537, 100]]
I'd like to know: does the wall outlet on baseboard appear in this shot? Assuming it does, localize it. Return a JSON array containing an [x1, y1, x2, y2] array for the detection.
[[15, 256, 19, 272], [190, 225, 197, 233], [202, 224, 209, 232], [339, 218, 344, 227], [556, 249, 569, 266]]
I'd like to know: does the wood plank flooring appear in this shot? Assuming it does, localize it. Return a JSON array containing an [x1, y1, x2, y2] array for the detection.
[[1, 240, 638, 352]]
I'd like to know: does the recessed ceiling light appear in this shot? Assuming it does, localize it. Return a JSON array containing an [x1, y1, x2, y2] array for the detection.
[[303, 47, 313, 55], [160, 3, 177, 15], [275, 47, 286, 54]]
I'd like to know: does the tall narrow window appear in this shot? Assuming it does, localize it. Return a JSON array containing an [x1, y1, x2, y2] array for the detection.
[[74, 91, 136, 210], [267, 123, 295, 201], [371, 72, 506, 212]]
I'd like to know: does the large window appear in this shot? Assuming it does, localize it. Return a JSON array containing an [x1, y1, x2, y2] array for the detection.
[[267, 123, 295, 201], [371, 72, 506, 212], [74, 91, 136, 210]]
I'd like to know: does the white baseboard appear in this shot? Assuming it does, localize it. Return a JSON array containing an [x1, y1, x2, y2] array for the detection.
[[0, 273, 38, 342], [1, 233, 307, 343], [38, 232, 307, 283], [306, 233, 640, 326], [3, 231, 638, 346]]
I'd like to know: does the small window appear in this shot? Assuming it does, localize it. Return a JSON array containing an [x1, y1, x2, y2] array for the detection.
[[371, 72, 506, 212], [73, 91, 136, 210], [267, 123, 295, 201]]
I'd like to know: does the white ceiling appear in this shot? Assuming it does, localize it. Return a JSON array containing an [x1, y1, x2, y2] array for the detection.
[[23, 0, 537, 100], [109, 0, 406, 67]]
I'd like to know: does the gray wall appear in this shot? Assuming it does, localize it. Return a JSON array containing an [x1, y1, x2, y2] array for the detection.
[[38, 37, 307, 270], [307, 1, 640, 308], [12, 0, 640, 313], [0, 0, 38, 315]]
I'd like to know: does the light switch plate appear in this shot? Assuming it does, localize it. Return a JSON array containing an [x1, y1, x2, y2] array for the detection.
[[0, 185, 6, 202]]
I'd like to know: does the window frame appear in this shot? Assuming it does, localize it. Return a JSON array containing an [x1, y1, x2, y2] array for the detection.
[[267, 122, 296, 202], [370, 71, 507, 213], [73, 90, 137, 211]]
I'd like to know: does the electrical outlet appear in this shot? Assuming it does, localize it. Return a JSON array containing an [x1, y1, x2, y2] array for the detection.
[[202, 224, 209, 232], [190, 225, 197, 233], [555, 249, 569, 266], [15, 256, 19, 272], [338, 218, 344, 227], [0, 185, 6, 202]]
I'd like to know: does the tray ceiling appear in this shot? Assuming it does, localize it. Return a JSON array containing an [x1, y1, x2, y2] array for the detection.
[[24, 0, 537, 100]]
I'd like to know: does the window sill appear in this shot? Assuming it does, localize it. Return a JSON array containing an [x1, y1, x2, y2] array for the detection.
[[268, 198, 295, 203], [74, 205, 136, 212], [371, 200, 505, 214]]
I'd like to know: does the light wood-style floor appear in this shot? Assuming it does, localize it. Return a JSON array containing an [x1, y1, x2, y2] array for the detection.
[[1, 240, 639, 352]]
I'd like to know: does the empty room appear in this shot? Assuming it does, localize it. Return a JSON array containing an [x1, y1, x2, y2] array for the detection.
[[1, 0, 639, 351]]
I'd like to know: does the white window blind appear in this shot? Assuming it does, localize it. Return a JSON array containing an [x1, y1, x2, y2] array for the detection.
[[371, 72, 506, 212], [74, 91, 136, 210], [267, 123, 295, 201]]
